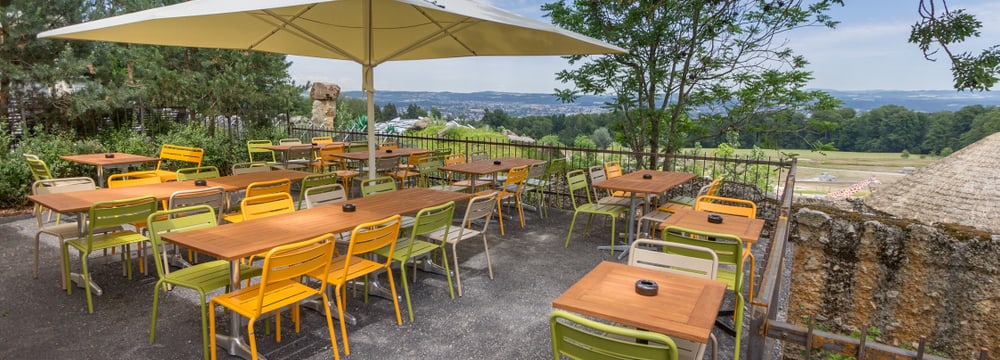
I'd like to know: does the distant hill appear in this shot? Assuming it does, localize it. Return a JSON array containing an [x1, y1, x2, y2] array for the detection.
[[342, 89, 1000, 119]]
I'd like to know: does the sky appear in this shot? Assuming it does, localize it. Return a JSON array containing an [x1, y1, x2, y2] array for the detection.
[[285, 0, 1000, 93]]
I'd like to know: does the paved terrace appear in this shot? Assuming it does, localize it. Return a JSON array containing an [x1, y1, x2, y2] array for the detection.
[[0, 205, 753, 359]]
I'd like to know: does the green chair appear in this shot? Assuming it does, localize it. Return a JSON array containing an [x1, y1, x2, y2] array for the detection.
[[549, 310, 679, 360], [23, 154, 54, 181], [373, 201, 455, 321], [63, 195, 159, 313], [297, 173, 339, 210], [359, 176, 398, 197], [662, 225, 745, 360], [147, 205, 261, 360], [176, 166, 221, 181], [416, 158, 468, 192], [525, 158, 566, 218], [247, 139, 277, 164], [564, 169, 627, 253]]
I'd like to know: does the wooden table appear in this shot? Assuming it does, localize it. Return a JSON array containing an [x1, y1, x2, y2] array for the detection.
[[261, 143, 342, 169], [334, 147, 431, 177], [161, 187, 471, 359], [438, 157, 546, 188], [60, 152, 160, 186], [552, 261, 726, 344], [658, 207, 765, 245], [592, 170, 696, 257]]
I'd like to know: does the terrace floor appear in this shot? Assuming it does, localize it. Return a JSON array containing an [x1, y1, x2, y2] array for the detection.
[[0, 204, 750, 359]]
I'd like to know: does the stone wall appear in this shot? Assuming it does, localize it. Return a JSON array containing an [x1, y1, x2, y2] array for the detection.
[[788, 204, 999, 357]]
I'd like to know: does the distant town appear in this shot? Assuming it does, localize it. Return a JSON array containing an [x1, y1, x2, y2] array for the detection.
[[343, 89, 1000, 120]]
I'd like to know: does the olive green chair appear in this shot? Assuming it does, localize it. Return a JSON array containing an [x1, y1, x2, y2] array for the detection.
[[373, 201, 455, 321], [147, 205, 261, 360], [564, 169, 627, 253], [297, 173, 339, 210], [549, 310, 679, 360], [175, 166, 221, 181]]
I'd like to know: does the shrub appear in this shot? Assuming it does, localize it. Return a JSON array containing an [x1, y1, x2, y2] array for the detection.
[[900, 149, 910, 158], [939, 147, 954, 157]]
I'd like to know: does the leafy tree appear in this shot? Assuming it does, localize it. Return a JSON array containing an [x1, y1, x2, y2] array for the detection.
[[909, 0, 1000, 91], [591, 127, 612, 149], [381, 102, 398, 121], [403, 103, 426, 119], [429, 106, 442, 120], [544, 0, 842, 168]]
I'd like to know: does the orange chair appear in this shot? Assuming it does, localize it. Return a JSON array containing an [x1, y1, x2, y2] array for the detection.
[[313, 144, 358, 194], [694, 194, 758, 303], [494, 165, 529, 236]]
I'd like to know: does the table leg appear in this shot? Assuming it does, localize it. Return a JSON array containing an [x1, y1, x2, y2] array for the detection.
[[215, 261, 260, 360], [96, 166, 105, 188]]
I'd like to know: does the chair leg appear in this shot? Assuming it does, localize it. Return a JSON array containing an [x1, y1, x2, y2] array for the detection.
[[81, 255, 94, 313], [198, 292, 210, 360], [515, 195, 525, 228], [565, 212, 580, 248], [482, 234, 494, 280], [440, 247, 455, 299], [495, 200, 505, 236], [62, 244, 72, 295], [608, 216, 617, 254], [319, 291, 340, 360], [150, 280, 162, 344], [209, 301, 218, 360], [451, 243, 463, 297], [399, 258, 415, 322], [733, 293, 745, 360], [746, 251, 756, 304], [335, 284, 351, 355], [247, 317, 259, 360], [384, 267, 404, 325]]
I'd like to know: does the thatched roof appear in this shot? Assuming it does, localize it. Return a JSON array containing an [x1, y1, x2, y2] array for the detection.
[[865, 132, 1000, 234]]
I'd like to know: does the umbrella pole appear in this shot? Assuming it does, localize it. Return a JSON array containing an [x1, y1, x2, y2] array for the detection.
[[364, 66, 377, 180]]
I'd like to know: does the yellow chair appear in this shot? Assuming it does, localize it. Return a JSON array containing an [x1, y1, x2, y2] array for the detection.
[[63, 195, 158, 313], [494, 165, 529, 236], [311, 136, 334, 144], [694, 194, 758, 303], [603, 160, 630, 198], [240, 193, 295, 222], [222, 179, 291, 223], [209, 234, 339, 360], [389, 152, 426, 188], [378, 141, 398, 149], [152, 144, 204, 182], [313, 144, 358, 194], [312, 215, 403, 355], [107, 171, 162, 188]]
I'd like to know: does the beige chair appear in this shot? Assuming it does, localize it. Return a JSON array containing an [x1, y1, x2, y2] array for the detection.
[[231, 162, 271, 175], [32, 178, 123, 289], [628, 238, 719, 360], [303, 183, 348, 209], [586, 165, 630, 207], [424, 192, 498, 297]]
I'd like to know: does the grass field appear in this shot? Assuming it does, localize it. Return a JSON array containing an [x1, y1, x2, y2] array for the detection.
[[709, 148, 941, 197]]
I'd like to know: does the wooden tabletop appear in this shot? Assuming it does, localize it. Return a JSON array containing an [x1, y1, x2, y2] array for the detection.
[[60, 152, 160, 167], [334, 147, 430, 161], [205, 170, 311, 191], [162, 187, 472, 261], [552, 261, 726, 344], [593, 170, 696, 195], [28, 170, 312, 214], [658, 207, 765, 244], [438, 157, 545, 175]]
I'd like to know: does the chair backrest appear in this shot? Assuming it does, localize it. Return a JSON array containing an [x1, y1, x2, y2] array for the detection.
[[693, 195, 757, 219], [360, 176, 398, 197], [501, 165, 529, 194], [462, 192, 498, 229], [378, 141, 398, 149], [373, 156, 400, 174], [662, 225, 743, 290], [344, 215, 401, 265], [406, 152, 429, 167], [311, 136, 334, 144], [469, 151, 489, 162], [32, 177, 97, 225], [247, 140, 276, 163], [278, 138, 302, 145], [628, 239, 718, 280], [253, 234, 336, 317], [702, 177, 723, 197], [587, 165, 611, 200], [168, 186, 226, 223], [285, 144, 313, 161], [397, 202, 454, 257], [175, 166, 221, 181], [246, 178, 291, 198], [240, 193, 295, 221], [107, 171, 162, 188], [146, 205, 218, 279], [88, 196, 159, 239], [544, 158, 567, 177], [318, 143, 346, 161], [433, 147, 452, 156], [565, 169, 593, 209], [416, 158, 445, 187], [444, 153, 465, 166], [232, 162, 271, 175], [304, 184, 348, 208], [526, 161, 546, 180], [23, 154, 53, 181], [298, 173, 339, 209], [155, 144, 204, 172], [347, 142, 368, 153], [604, 160, 623, 179], [550, 310, 679, 360]]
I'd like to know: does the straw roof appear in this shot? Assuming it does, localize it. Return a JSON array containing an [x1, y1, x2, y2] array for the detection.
[[865, 132, 1000, 234]]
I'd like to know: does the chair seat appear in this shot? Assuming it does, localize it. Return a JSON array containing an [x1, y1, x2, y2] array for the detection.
[[577, 203, 627, 216], [424, 227, 481, 245], [221, 212, 244, 224], [374, 238, 438, 261], [452, 179, 493, 189], [313, 255, 383, 284], [669, 195, 696, 206], [153, 169, 178, 182], [213, 279, 317, 318], [597, 196, 632, 207], [40, 223, 122, 239], [428, 184, 469, 192], [160, 260, 261, 291], [65, 230, 147, 252]]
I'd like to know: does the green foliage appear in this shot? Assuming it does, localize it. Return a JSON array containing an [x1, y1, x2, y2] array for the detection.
[[909, 1, 1000, 91], [590, 127, 612, 149], [815, 326, 882, 360], [900, 149, 911, 158], [537, 135, 565, 147], [544, 0, 842, 168], [939, 146, 954, 156]]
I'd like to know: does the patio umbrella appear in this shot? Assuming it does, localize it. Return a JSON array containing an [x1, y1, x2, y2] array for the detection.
[[38, 0, 625, 178]]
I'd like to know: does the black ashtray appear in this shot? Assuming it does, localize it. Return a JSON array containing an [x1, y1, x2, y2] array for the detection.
[[642, 173, 652, 179], [493, 160, 502, 165], [194, 179, 207, 186], [635, 279, 658, 296], [311, 143, 318, 146], [708, 214, 724, 224], [385, 149, 393, 153], [342, 203, 356, 212], [104, 153, 115, 158]]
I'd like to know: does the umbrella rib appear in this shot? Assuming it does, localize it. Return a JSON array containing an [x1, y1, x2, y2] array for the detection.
[[255, 9, 362, 63], [375, 7, 478, 63]]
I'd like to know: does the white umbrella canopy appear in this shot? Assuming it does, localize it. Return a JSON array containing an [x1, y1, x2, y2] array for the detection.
[[39, 0, 625, 177]]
